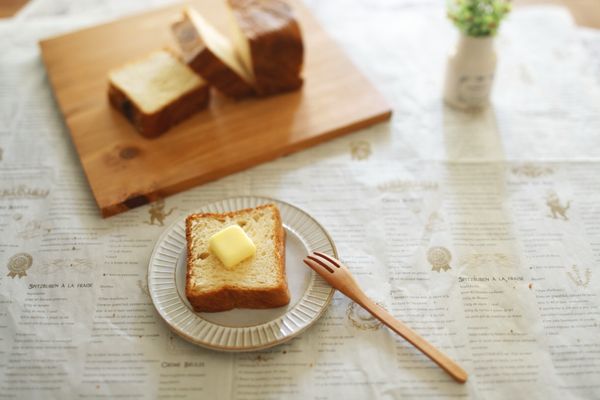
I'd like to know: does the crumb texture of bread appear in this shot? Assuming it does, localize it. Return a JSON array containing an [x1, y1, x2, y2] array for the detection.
[[228, 0, 304, 95], [108, 50, 210, 137], [185, 204, 290, 312], [172, 8, 255, 98]]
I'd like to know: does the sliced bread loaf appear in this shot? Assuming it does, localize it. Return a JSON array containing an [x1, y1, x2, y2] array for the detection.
[[227, 0, 304, 95], [172, 7, 255, 99], [185, 204, 290, 312], [108, 49, 210, 138]]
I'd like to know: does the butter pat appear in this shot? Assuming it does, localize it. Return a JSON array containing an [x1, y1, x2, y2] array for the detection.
[[209, 225, 256, 267]]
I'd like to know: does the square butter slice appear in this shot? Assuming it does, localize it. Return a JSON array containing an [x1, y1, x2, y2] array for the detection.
[[209, 225, 256, 267]]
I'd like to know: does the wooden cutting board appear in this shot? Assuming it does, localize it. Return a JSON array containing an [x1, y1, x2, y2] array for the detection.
[[40, 0, 392, 217]]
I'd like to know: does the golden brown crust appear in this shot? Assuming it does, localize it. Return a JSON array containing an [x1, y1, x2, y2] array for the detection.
[[187, 285, 290, 312], [185, 203, 277, 223], [108, 70, 210, 138], [185, 204, 290, 313], [185, 214, 197, 308], [229, 0, 304, 96], [172, 16, 255, 99]]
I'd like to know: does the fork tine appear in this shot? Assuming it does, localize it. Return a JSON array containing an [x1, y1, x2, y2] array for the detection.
[[303, 256, 334, 273], [313, 251, 341, 268], [305, 254, 333, 273], [308, 253, 339, 272]]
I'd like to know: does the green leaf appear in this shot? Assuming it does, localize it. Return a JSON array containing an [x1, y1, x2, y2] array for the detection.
[[447, 0, 510, 37]]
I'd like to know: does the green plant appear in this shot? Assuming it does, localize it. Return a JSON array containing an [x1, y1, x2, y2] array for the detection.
[[447, 0, 511, 37]]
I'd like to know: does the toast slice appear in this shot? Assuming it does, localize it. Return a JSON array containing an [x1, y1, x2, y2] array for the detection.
[[227, 0, 304, 95], [172, 7, 255, 99], [185, 204, 290, 312], [108, 49, 210, 138]]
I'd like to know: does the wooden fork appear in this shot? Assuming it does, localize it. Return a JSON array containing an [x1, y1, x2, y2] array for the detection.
[[303, 251, 468, 383]]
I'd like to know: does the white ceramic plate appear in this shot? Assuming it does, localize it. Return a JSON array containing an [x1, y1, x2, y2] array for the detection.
[[148, 196, 336, 351]]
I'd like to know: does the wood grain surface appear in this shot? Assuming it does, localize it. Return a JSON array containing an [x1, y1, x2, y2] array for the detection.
[[0, 0, 28, 18], [39, 0, 392, 217]]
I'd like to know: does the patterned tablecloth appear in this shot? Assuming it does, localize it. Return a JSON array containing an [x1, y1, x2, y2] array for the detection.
[[1, 1, 600, 398]]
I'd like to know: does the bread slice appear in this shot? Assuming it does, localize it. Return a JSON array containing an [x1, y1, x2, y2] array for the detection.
[[227, 0, 304, 95], [108, 49, 210, 138], [172, 7, 255, 99], [185, 204, 290, 312]]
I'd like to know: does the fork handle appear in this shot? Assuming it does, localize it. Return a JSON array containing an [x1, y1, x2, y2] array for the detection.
[[353, 294, 468, 383]]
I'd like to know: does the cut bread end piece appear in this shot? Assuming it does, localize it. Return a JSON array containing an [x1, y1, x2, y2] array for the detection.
[[172, 7, 255, 99], [185, 204, 290, 312], [108, 49, 209, 138], [228, 0, 304, 96]]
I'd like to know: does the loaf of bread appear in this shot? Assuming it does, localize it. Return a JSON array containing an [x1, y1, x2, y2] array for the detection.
[[108, 49, 210, 138], [185, 204, 290, 312], [228, 0, 304, 95], [172, 7, 255, 99], [172, 1, 303, 98]]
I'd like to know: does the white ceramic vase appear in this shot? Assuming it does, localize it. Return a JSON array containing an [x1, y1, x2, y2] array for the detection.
[[443, 34, 497, 111]]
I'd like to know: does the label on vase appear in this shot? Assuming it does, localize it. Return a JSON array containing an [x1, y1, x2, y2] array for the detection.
[[456, 73, 494, 107]]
